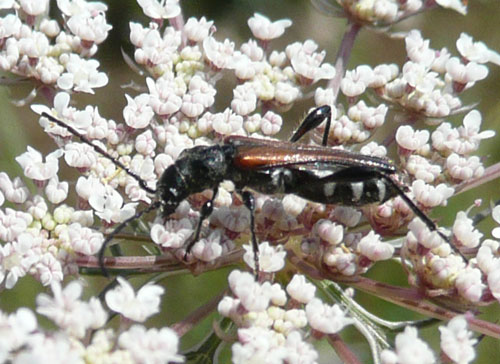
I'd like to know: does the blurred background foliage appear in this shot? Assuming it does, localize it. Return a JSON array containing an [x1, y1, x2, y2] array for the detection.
[[0, 1, 499, 363]]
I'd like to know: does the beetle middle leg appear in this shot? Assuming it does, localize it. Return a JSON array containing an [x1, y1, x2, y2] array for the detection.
[[241, 190, 260, 274]]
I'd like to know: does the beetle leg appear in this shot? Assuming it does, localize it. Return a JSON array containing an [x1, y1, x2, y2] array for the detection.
[[289, 105, 332, 146], [241, 190, 260, 275], [184, 186, 219, 258]]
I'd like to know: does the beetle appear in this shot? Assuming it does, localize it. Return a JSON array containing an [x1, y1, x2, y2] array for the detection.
[[41, 106, 460, 274]]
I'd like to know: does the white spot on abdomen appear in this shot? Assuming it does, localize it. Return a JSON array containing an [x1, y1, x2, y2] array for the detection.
[[351, 182, 364, 202]]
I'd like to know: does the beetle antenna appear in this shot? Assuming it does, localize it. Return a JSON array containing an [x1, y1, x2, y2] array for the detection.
[[40, 112, 156, 195]]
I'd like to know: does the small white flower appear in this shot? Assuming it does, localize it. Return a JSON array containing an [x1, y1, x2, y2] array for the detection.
[[395, 125, 429, 152], [181, 93, 205, 118], [36, 280, 98, 338], [486, 264, 500, 303], [184, 16, 213, 43], [16, 147, 63, 182], [0, 173, 29, 204], [135, 129, 157, 156], [295, 54, 335, 83], [231, 83, 257, 116], [45, 176, 68, 204], [456, 32, 500, 65], [284, 331, 319, 364], [18, 31, 50, 59], [406, 218, 444, 251], [305, 298, 354, 334], [459, 110, 495, 149], [211, 109, 243, 135], [286, 274, 316, 304], [368, 63, 399, 88], [0, 208, 33, 242], [380, 326, 435, 364], [1, 308, 37, 353], [151, 218, 193, 249], [360, 142, 387, 158], [66, 11, 112, 45], [66, 222, 104, 256], [35, 252, 64, 286], [233, 55, 256, 80], [215, 205, 250, 233], [406, 155, 441, 183], [191, 229, 224, 262], [240, 39, 264, 61], [323, 246, 357, 276], [0, 233, 38, 289], [137, 0, 181, 19], [455, 267, 485, 303], [282, 194, 307, 217], [439, 316, 476, 364], [123, 93, 154, 129], [260, 111, 282, 135], [75, 175, 105, 201], [314, 219, 343, 246], [491, 206, 500, 239], [357, 231, 394, 261], [57, 53, 108, 93], [243, 242, 286, 272], [203, 37, 235, 70], [446, 154, 484, 182], [64, 142, 97, 169], [233, 326, 287, 364], [452, 211, 482, 248], [56, 0, 108, 16], [405, 30, 435, 67], [89, 185, 138, 224], [118, 324, 183, 363], [402, 61, 439, 94], [247, 13, 292, 41], [20, 0, 49, 16], [435, 0, 467, 15], [341, 65, 373, 97], [228, 270, 273, 312], [411, 180, 454, 208], [40, 18, 61, 37], [0, 14, 22, 39], [476, 240, 499, 274], [274, 81, 299, 105], [350, 100, 387, 129], [105, 276, 164, 322], [445, 57, 488, 85], [146, 77, 182, 116]]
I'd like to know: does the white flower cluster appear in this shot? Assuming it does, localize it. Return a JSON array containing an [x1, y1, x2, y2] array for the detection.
[[401, 207, 500, 306], [0, 0, 111, 94], [0, 278, 182, 363], [335, 0, 467, 26], [381, 316, 476, 364], [218, 271, 354, 363], [0, 167, 104, 288], [300, 219, 395, 276]]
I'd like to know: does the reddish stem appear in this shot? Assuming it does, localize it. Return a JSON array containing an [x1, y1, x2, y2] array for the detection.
[[327, 334, 363, 364], [327, 22, 362, 100]]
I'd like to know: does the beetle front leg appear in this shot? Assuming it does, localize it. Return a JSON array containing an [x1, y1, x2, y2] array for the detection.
[[184, 186, 219, 259]]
